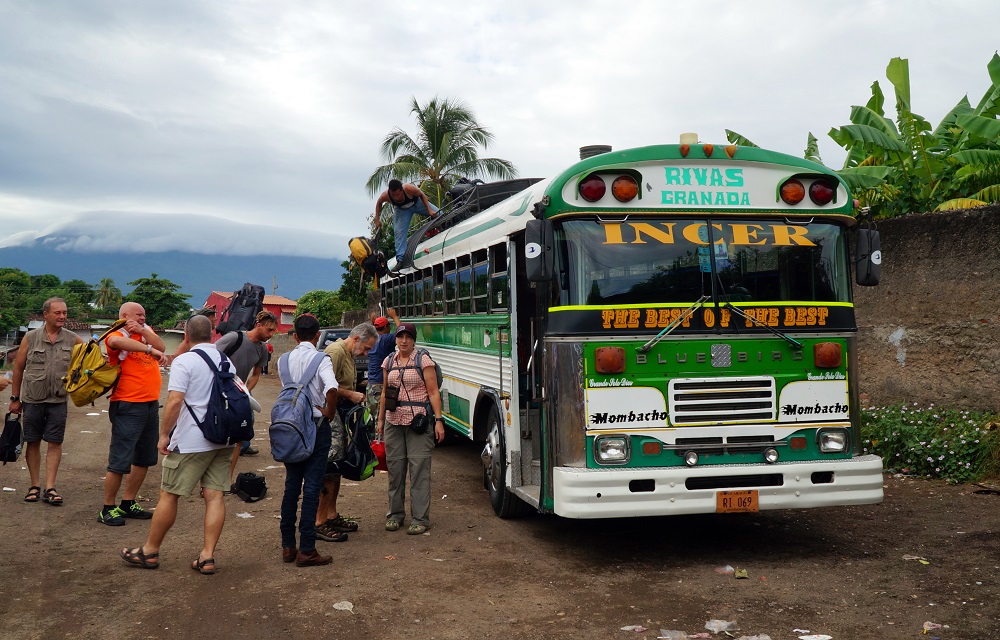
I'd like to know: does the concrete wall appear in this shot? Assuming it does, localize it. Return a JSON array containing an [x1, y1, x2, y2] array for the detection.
[[854, 204, 1000, 410]]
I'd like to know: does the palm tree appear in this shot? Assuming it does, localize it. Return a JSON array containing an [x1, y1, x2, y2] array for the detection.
[[365, 96, 517, 213], [95, 277, 122, 311]]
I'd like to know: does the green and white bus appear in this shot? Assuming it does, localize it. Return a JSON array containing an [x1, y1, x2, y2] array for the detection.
[[380, 138, 884, 518]]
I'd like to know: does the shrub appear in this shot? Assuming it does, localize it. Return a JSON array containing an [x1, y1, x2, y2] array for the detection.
[[861, 402, 1000, 483]]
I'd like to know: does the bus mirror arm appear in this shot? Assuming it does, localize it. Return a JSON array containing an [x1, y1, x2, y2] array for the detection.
[[637, 295, 710, 353]]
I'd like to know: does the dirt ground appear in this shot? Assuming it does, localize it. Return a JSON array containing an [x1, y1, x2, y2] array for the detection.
[[1, 373, 998, 640]]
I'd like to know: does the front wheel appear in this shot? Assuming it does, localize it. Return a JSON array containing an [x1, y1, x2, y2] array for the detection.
[[480, 407, 531, 518]]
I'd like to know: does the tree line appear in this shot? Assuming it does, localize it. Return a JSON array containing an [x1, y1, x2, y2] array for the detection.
[[0, 269, 189, 332]]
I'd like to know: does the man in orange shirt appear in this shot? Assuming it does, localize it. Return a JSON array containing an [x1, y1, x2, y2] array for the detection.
[[98, 302, 169, 526]]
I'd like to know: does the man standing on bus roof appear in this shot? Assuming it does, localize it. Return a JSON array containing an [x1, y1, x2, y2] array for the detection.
[[373, 179, 440, 264]]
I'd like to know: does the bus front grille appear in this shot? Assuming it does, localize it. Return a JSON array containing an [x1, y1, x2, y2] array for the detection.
[[668, 376, 776, 425]]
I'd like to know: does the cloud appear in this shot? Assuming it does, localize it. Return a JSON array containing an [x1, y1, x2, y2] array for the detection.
[[3, 211, 350, 260]]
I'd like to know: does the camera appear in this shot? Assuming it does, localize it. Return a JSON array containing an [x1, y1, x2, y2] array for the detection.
[[384, 385, 400, 411], [409, 413, 429, 435]]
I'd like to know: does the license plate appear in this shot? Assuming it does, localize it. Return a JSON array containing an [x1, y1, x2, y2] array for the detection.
[[716, 489, 759, 513]]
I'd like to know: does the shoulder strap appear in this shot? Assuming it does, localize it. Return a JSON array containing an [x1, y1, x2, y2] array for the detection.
[[96, 318, 128, 344], [300, 351, 326, 385], [224, 331, 245, 357], [184, 349, 219, 426]]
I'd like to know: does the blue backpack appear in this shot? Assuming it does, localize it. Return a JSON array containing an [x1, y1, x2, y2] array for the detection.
[[184, 349, 254, 446], [270, 352, 326, 463]]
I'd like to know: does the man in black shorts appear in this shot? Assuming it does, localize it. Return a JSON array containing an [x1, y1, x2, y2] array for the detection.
[[8, 297, 83, 506]]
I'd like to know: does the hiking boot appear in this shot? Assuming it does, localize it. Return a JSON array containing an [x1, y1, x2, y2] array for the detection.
[[241, 446, 260, 457], [121, 503, 153, 520], [314, 523, 348, 542], [295, 549, 332, 567], [98, 506, 126, 526], [327, 515, 359, 532]]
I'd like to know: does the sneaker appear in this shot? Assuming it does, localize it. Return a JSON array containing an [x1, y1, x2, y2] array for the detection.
[[241, 446, 260, 457], [121, 502, 153, 520], [98, 506, 126, 526]]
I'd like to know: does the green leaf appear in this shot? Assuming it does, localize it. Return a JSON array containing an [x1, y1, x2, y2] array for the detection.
[[935, 198, 987, 211], [865, 80, 885, 117], [830, 124, 909, 153], [849, 105, 897, 136], [837, 166, 892, 190], [803, 133, 822, 163], [952, 149, 1000, 165], [972, 52, 1000, 118], [886, 57, 911, 113], [933, 96, 973, 139], [972, 183, 1000, 203], [725, 129, 759, 147], [955, 114, 1000, 141]]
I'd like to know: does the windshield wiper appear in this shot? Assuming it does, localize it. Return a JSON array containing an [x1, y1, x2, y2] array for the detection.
[[722, 303, 803, 350], [637, 295, 710, 354]]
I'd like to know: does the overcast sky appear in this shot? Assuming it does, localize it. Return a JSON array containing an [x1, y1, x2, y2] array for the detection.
[[1, 1, 997, 259]]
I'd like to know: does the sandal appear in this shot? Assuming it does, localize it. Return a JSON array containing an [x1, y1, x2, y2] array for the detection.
[[406, 523, 428, 535], [192, 557, 216, 575], [24, 486, 41, 503], [42, 488, 63, 506], [385, 519, 401, 532], [120, 546, 160, 569]]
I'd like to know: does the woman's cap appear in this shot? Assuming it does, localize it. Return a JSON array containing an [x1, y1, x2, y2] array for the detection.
[[395, 322, 417, 338]]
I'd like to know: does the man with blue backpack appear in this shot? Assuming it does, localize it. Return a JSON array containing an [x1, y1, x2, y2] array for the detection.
[[272, 314, 339, 568], [119, 314, 249, 573]]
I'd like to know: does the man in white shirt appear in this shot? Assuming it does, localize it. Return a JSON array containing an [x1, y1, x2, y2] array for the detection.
[[118, 314, 236, 574], [279, 314, 339, 568]]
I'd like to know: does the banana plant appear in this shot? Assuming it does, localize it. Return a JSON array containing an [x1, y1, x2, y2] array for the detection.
[[829, 54, 1000, 216]]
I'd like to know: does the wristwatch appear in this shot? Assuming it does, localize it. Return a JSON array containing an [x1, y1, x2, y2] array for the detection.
[[435, 416, 444, 423], [9, 395, 19, 402]]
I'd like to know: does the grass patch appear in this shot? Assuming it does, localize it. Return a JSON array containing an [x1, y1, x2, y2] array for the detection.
[[861, 402, 1000, 483]]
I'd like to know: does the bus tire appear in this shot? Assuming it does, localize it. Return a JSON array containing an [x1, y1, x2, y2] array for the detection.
[[481, 406, 531, 518]]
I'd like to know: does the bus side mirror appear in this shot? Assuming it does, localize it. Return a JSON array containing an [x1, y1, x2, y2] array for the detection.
[[525, 219, 553, 282], [855, 227, 881, 286]]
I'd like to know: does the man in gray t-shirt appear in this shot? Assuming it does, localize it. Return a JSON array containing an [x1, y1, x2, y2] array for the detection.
[[214, 311, 279, 455]]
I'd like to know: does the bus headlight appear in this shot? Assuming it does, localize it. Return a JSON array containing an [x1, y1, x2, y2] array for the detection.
[[817, 429, 849, 453], [595, 436, 630, 464], [763, 447, 779, 464]]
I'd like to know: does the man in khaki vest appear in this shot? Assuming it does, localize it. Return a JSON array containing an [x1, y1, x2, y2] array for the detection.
[[314, 323, 377, 542], [9, 297, 83, 505]]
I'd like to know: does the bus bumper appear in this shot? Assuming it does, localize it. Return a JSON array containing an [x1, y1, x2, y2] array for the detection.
[[551, 455, 884, 519]]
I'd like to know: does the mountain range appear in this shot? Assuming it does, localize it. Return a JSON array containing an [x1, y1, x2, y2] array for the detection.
[[0, 244, 347, 306]]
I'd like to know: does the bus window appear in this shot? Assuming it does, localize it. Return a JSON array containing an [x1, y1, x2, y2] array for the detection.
[[490, 243, 509, 311], [458, 255, 472, 314], [445, 261, 457, 314], [414, 277, 423, 316], [473, 255, 489, 313], [422, 271, 433, 315], [434, 265, 445, 314]]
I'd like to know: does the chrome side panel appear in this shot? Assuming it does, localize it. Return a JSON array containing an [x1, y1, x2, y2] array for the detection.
[[546, 340, 586, 467]]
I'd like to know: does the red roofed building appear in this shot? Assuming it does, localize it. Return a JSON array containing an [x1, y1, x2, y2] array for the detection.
[[202, 291, 297, 333]]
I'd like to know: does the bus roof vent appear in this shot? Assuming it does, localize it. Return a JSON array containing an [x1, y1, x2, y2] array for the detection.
[[580, 145, 612, 160]]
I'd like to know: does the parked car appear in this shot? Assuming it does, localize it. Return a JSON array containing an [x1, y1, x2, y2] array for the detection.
[[316, 327, 368, 389]]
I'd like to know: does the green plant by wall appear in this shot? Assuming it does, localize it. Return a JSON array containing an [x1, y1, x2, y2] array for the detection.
[[861, 402, 1000, 483]]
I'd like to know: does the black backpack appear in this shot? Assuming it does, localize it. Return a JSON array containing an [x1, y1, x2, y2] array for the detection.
[[216, 283, 265, 335], [184, 350, 255, 446], [1, 412, 23, 465], [326, 405, 377, 481], [231, 471, 267, 502]]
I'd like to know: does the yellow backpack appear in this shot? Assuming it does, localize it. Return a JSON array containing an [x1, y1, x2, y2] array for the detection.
[[63, 319, 128, 407]]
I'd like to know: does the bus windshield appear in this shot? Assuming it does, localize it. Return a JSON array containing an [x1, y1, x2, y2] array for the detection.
[[555, 217, 851, 307]]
